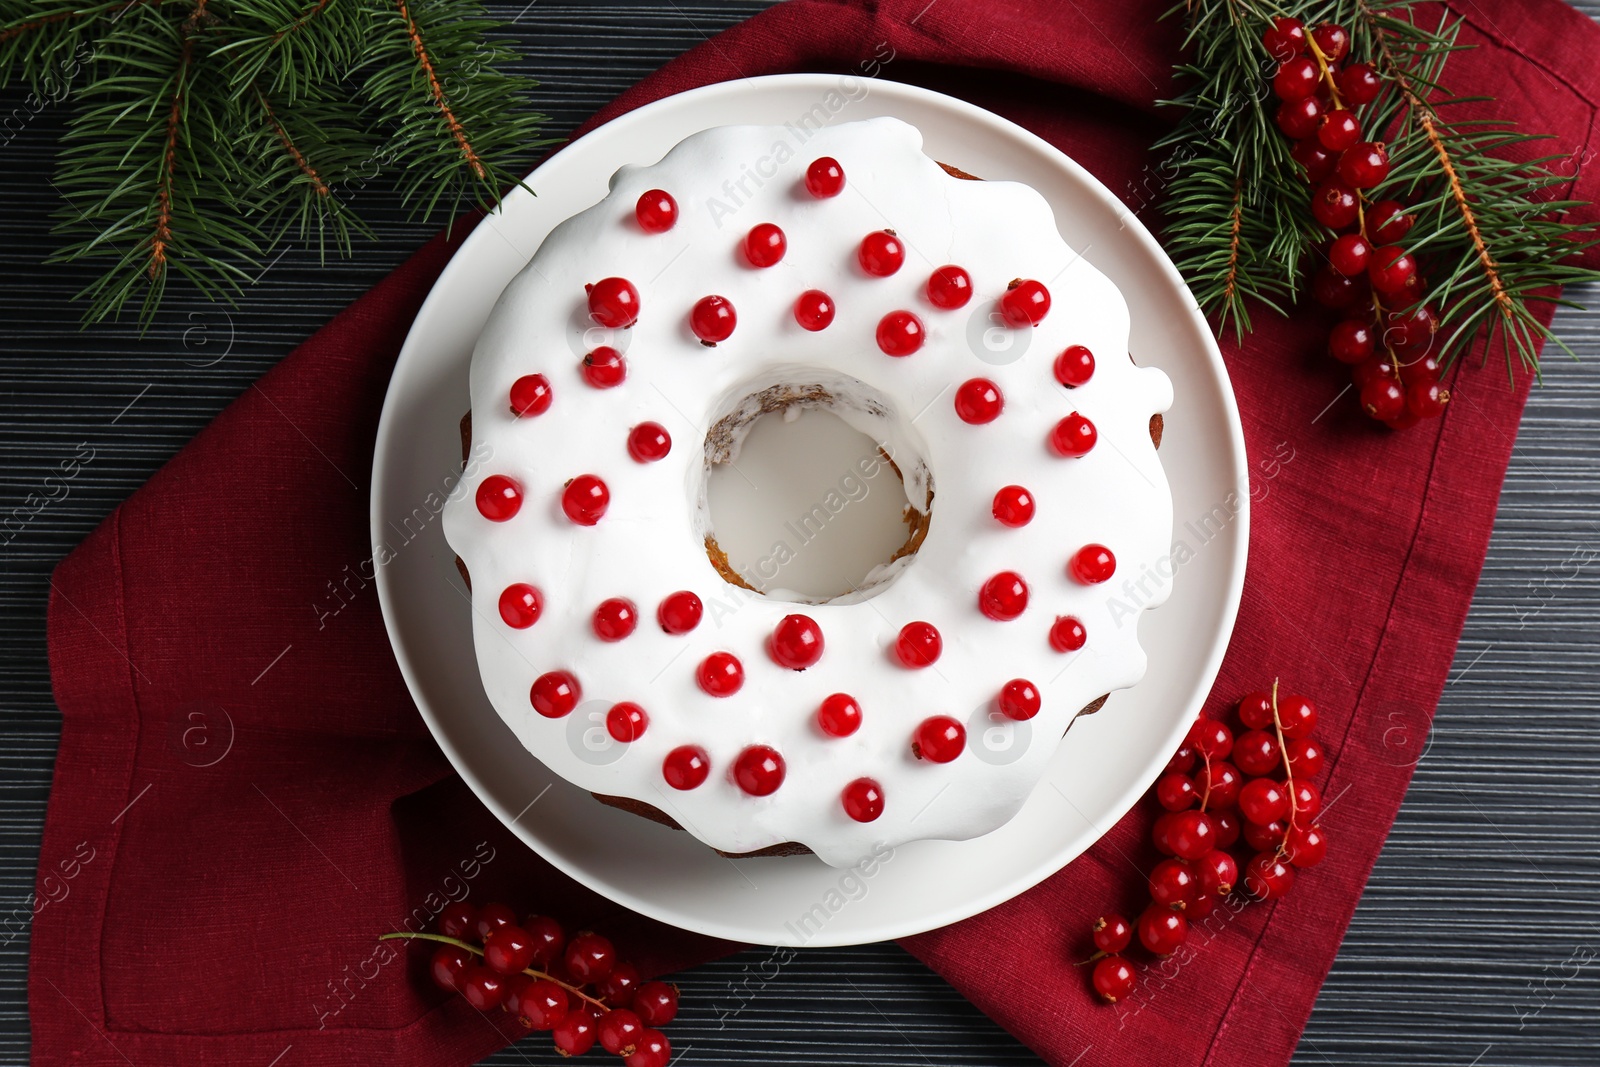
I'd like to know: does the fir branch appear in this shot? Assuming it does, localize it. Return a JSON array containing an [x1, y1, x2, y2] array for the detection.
[[395, 0, 482, 179]]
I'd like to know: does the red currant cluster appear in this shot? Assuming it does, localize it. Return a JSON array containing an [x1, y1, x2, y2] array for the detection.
[[1087, 683, 1330, 1003], [388, 901, 678, 1064], [1264, 16, 1450, 429]]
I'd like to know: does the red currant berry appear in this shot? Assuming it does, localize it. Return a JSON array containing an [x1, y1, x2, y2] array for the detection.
[[1273, 57, 1319, 100], [913, 715, 965, 763], [1313, 266, 1368, 309], [1138, 904, 1188, 954], [734, 744, 785, 796], [484, 925, 535, 975], [657, 590, 702, 634], [805, 157, 845, 197], [635, 189, 677, 233], [1092, 955, 1137, 1003], [1286, 737, 1325, 778], [499, 583, 543, 628], [1048, 412, 1097, 457], [1234, 729, 1281, 776], [1054, 344, 1095, 387], [770, 613, 825, 669], [1243, 816, 1288, 852], [531, 670, 581, 718], [627, 421, 671, 462], [696, 651, 744, 696], [663, 745, 710, 790], [954, 377, 1004, 424], [817, 693, 862, 737], [625, 1029, 671, 1067], [458, 964, 507, 1010], [1240, 778, 1290, 825], [1212, 808, 1242, 848], [1050, 615, 1087, 652], [1169, 811, 1217, 861], [1149, 857, 1198, 909], [690, 295, 737, 344], [1311, 179, 1360, 229], [745, 222, 786, 267], [996, 678, 1041, 721], [561, 474, 609, 525], [1353, 354, 1399, 391], [1152, 810, 1179, 855], [582, 346, 626, 388], [1338, 142, 1390, 188], [999, 278, 1051, 326], [633, 981, 679, 1026], [1328, 233, 1371, 277], [1069, 544, 1116, 584], [1387, 304, 1440, 353], [876, 310, 925, 356], [438, 901, 476, 940], [1261, 16, 1307, 62], [586, 277, 640, 328], [1368, 199, 1415, 244], [979, 571, 1029, 621], [1361, 378, 1406, 421], [597, 1008, 643, 1055], [1093, 913, 1134, 954], [1407, 379, 1448, 418], [431, 943, 472, 991], [1199, 848, 1239, 897], [476, 475, 523, 521], [1284, 824, 1328, 867], [564, 932, 616, 984], [894, 621, 942, 667], [1276, 96, 1323, 140], [1329, 319, 1375, 364], [794, 289, 835, 331], [606, 701, 648, 743], [1291, 137, 1337, 183], [1196, 760, 1242, 809], [842, 777, 885, 822], [473, 902, 517, 942], [927, 265, 973, 309], [1188, 893, 1219, 920], [1368, 245, 1416, 295], [523, 914, 565, 965], [510, 373, 553, 416], [1386, 408, 1421, 431], [1311, 23, 1350, 60], [1187, 719, 1234, 760], [1336, 62, 1382, 106], [1243, 852, 1296, 900], [858, 230, 905, 276], [1156, 772, 1197, 812], [1238, 690, 1274, 730], [992, 485, 1035, 527], [1288, 778, 1322, 819], [592, 597, 638, 641], [1278, 693, 1318, 739], [552, 1006, 599, 1055]]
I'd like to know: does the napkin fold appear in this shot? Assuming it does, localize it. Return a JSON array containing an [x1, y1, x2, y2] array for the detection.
[[36, 0, 1600, 1064]]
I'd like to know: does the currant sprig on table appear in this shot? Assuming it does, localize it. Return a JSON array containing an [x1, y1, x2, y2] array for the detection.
[[1160, 0, 1600, 399], [383, 901, 677, 1063], [1086, 682, 1328, 1004]]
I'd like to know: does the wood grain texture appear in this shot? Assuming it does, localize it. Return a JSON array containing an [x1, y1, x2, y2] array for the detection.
[[0, 3, 1597, 1064]]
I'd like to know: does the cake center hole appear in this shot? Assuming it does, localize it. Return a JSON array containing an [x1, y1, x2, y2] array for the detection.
[[705, 407, 924, 602]]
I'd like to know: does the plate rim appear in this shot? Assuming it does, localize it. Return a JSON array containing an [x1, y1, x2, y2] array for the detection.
[[371, 72, 1249, 946]]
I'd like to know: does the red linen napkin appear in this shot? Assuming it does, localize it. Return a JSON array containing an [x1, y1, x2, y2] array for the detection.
[[34, 1, 1600, 1064]]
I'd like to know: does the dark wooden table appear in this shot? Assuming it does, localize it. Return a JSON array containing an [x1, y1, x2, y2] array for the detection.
[[2, 2, 1597, 1063]]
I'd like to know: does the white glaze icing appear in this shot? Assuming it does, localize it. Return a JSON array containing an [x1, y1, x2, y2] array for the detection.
[[441, 117, 1174, 867]]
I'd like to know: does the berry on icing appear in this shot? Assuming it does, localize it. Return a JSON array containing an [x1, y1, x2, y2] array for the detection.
[[561, 474, 610, 525], [663, 745, 710, 790], [606, 701, 648, 742], [999, 278, 1050, 326], [992, 485, 1035, 527], [531, 670, 581, 718], [913, 716, 965, 763], [510, 374, 553, 416], [876, 310, 924, 356], [794, 289, 834, 331], [770, 614, 824, 670], [657, 591, 702, 634], [586, 277, 640, 328], [696, 651, 744, 696], [858, 230, 905, 276], [745, 223, 786, 268], [1050, 615, 1088, 652], [954, 378, 1003, 424], [636, 190, 678, 233], [842, 778, 884, 822], [627, 421, 672, 462], [1055, 345, 1095, 387], [927, 265, 973, 309], [1070, 544, 1117, 585], [1048, 413, 1098, 457], [733, 744, 786, 796], [894, 622, 942, 668], [581, 347, 626, 389], [978, 571, 1029, 621], [476, 475, 522, 522], [817, 693, 862, 737], [804, 157, 845, 197], [592, 597, 638, 641], [690, 295, 737, 344], [498, 583, 542, 629], [996, 678, 1041, 721]]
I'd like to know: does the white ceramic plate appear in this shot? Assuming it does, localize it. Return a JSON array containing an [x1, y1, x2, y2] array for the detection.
[[371, 75, 1247, 947]]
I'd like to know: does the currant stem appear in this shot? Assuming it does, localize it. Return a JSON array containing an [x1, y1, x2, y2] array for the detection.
[[1199, 745, 1213, 812], [1269, 678, 1300, 860], [378, 931, 610, 1010]]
